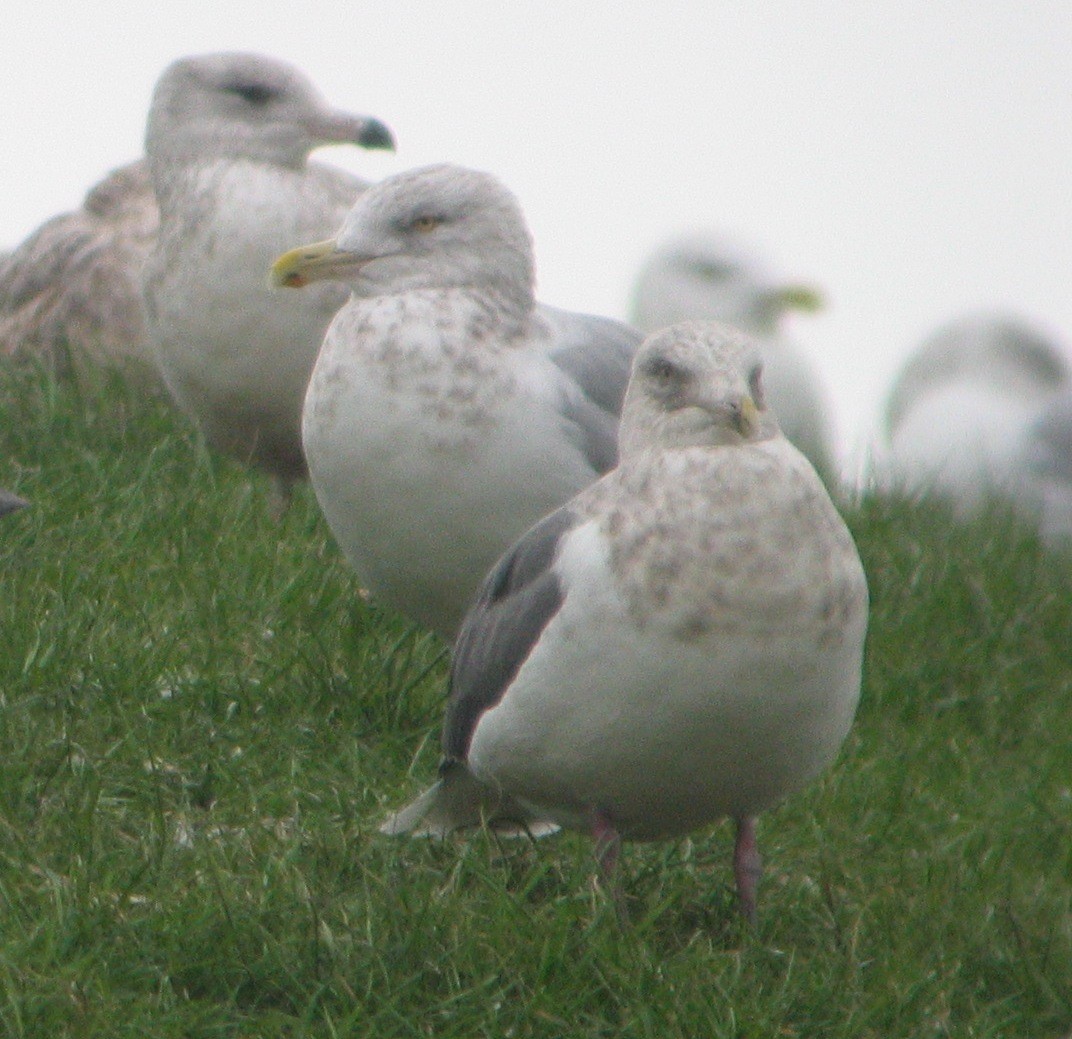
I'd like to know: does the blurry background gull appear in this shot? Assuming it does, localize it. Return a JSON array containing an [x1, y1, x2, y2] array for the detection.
[[881, 312, 1070, 522], [1008, 391, 1072, 546], [0, 161, 160, 390], [141, 51, 394, 493]]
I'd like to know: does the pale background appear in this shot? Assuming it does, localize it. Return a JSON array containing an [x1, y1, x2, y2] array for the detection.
[[2, 1, 1070, 477]]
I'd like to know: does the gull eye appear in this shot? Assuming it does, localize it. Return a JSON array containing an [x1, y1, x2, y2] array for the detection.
[[225, 81, 279, 106], [693, 260, 733, 282], [410, 215, 442, 233], [642, 355, 692, 407], [643, 355, 684, 384]]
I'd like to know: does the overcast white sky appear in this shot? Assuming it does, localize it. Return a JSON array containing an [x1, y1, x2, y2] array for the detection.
[[2, 2, 1070, 474]]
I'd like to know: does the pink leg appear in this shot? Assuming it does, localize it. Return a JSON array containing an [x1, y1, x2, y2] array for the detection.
[[591, 807, 621, 878], [733, 815, 762, 926], [591, 808, 627, 921]]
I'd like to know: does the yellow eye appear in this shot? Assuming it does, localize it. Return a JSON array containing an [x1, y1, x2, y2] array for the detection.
[[411, 215, 441, 233]]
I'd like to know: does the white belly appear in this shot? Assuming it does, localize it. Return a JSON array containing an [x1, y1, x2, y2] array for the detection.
[[467, 518, 866, 840]]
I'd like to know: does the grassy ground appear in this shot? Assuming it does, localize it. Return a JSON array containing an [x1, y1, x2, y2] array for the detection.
[[0, 363, 1070, 1038]]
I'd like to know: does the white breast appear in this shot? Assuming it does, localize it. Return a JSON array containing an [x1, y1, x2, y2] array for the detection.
[[467, 444, 867, 840], [303, 290, 603, 635], [145, 162, 350, 424]]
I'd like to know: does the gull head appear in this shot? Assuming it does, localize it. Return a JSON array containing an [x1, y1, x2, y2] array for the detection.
[[632, 233, 822, 337], [270, 164, 535, 304], [619, 321, 781, 457], [145, 52, 394, 169]]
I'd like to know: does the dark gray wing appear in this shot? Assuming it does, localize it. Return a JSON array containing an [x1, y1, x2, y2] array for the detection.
[[537, 303, 642, 474], [1023, 395, 1072, 481], [442, 505, 582, 761], [0, 490, 28, 517]]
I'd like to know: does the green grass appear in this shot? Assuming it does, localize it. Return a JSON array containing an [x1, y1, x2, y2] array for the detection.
[[1, 362, 1070, 1037]]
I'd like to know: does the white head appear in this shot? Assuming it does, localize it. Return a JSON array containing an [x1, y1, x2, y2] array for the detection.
[[630, 232, 822, 337], [270, 164, 536, 310], [144, 52, 394, 169], [619, 321, 781, 457]]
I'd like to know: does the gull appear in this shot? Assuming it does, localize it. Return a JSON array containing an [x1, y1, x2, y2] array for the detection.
[[883, 313, 1070, 514], [0, 160, 160, 388], [1009, 393, 1072, 545], [381, 321, 869, 923], [0, 489, 28, 517], [271, 163, 641, 637], [141, 52, 394, 489], [630, 232, 834, 479]]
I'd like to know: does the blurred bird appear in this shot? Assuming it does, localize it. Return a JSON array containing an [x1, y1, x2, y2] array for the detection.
[[0, 160, 160, 388], [382, 322, 869, 923], [883, 313, 1070, 517], [0, 489, 28, 517], [141, 52, 394, 491], [630, 233, 834, 479], [1010, 392, 1072, 545], [271, 163, 641, 637]]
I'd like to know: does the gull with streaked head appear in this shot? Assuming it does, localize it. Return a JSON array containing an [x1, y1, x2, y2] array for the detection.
[[380, 321, 870, 924], [630, 232, 834, 479], [271, 162, 642, 637]]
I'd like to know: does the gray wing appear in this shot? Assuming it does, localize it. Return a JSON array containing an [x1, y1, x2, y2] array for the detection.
[[537, 304, 642, 474], [1023, 396, 1072, 481], [442, 505, 581, 762], [0, 490, 28, 517]]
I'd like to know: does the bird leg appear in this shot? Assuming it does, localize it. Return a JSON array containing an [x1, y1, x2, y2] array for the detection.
[[269, 475, 297, 522], [733, 815, 762, 926], [590, 807, 627, 921]]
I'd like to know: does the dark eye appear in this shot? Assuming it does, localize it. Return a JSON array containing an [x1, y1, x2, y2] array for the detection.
[[748, 363, 765, 408], [643, 355, 684, 384], [410, 215, 442, 233], [226, 81, 278, 105], [693, 260, 733, 282]]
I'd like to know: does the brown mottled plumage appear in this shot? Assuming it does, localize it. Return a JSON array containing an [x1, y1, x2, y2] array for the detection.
[[0, 161, 160, 388]]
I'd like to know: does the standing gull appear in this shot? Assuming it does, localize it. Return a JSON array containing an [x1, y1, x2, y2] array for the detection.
[[630, 233, 834, 479], [381, 322, 869, 923], [141, 52, 394, 488], [0, 160, 160, 389], [882, 313, 1070, 514], [271, 163, 641, 637]]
